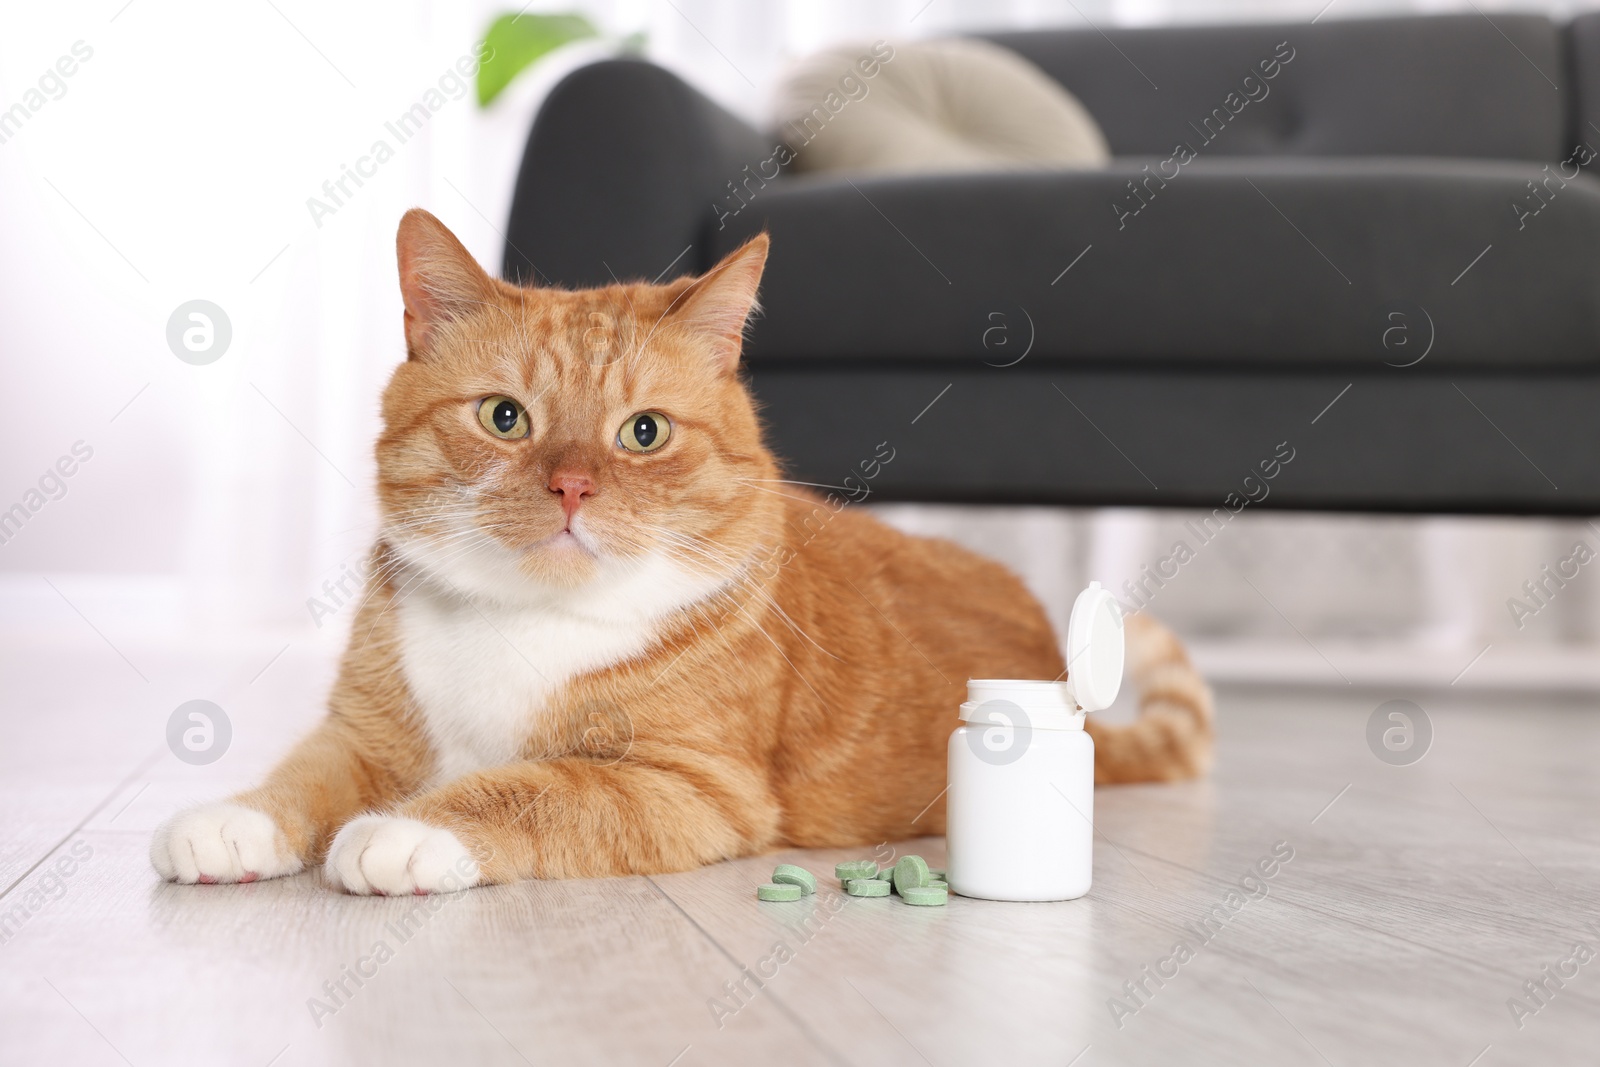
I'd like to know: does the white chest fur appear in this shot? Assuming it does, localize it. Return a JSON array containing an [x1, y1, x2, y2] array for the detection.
[[393, 551, 724, 784]]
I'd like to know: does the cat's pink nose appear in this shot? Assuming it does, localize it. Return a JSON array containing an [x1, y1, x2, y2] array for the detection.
[[549, 471, 596, 523]]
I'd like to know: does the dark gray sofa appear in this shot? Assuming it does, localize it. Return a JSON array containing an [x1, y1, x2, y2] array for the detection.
[[504, 13, 1600, 515]]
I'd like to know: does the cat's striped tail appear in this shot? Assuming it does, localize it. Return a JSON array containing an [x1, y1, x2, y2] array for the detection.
[[1085, 612, 1214, 784]]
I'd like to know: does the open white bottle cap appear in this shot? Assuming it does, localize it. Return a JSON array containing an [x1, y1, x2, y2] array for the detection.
[[1064, 581, 1124, 713]]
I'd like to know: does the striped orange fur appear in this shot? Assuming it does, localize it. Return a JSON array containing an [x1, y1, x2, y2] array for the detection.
[[151, 209, 1212, 892]]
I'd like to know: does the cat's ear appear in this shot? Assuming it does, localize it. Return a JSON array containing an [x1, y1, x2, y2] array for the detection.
[[395, 208, 499, 359], [670, 234, 769, 375]]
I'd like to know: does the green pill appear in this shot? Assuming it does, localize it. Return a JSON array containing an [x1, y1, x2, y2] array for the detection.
[[893, 856, 930, 892], [900, 885, 948, 906], [928, 869, 946, 881], [929, 880, 948, 890], [757, 883, 802, 902], [772, 864, 816, 895], [836, 861, 877, 884], [846, 878, 891, 897]]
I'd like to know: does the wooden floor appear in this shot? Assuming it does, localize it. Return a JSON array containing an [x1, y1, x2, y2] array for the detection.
[[3, 636, 1599, 1066]]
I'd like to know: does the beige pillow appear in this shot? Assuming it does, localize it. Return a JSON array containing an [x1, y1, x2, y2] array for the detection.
[[775, 38, 1110, 175]]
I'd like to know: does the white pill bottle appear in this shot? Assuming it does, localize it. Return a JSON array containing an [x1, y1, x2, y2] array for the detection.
[[946, 582, 1125, 902]]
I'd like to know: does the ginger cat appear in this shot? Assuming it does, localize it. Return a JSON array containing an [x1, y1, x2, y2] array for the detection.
[[151, 210, 1212, 894]]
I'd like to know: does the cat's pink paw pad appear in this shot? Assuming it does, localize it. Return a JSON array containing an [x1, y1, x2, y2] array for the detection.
[[324, 815, 480, 897], [150, 802, 304, 885]]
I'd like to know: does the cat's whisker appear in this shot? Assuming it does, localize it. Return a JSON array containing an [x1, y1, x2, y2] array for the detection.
[[730, 600, 832, 710], [357, 528, 512, 647], [642, 525, 843, 662], [361, 546, 486, 635], [375, 525, 511, 576], [738, 477, 857, 495], [734, 481, 832, 513], [357, 568, 431, 650]]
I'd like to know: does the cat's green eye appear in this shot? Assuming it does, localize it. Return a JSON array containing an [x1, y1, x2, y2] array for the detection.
[[618, 411, 671, 454], [477, 395, 529, 439]]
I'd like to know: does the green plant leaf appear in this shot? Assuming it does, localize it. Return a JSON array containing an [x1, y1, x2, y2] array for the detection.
[[476, 12, 601, 107]]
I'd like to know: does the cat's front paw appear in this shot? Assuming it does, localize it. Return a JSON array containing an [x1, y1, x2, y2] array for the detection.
[[324, 815, 481, 896], [151, 802, 304, 884]]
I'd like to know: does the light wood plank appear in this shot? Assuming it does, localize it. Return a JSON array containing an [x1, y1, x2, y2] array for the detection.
[[5, 637, 1600, 1066], [0, 835, 832, 1066]]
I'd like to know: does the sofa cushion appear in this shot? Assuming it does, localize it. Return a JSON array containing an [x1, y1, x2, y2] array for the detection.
[[983, 14, 1565, 162], [775, 38, 1109, 175], [744, 362, 1594, 513], [712, 157, 1600, 368]]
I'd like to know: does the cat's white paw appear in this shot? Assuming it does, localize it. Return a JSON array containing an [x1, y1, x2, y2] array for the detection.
[[324, 815, 480, 896], [151, 802, 304, 884]]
